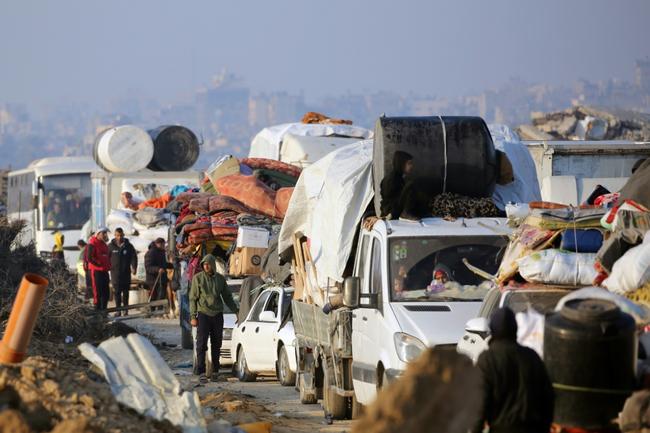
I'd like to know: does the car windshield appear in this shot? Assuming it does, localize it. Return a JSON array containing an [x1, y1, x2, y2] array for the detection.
[[389, 236, 506, 302], [41, 174, 91, 230], [505, 291, 568, 314], [223, 282, 241, 314]]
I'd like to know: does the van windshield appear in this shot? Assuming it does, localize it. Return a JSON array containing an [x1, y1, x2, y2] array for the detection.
[[389, 236, 506, 302], [40, 174, 92, 230]]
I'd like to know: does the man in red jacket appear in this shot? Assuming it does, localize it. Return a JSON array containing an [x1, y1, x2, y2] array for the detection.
[[86, 227, 111, 311]]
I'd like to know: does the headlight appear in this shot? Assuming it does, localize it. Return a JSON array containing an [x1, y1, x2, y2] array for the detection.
[[222, 328, 233, 340], [393, 333, 426, 363]]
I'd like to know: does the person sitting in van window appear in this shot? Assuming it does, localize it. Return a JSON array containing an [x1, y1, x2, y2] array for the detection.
[[380, 151, 413, 219], [427, 265, 452, 293]]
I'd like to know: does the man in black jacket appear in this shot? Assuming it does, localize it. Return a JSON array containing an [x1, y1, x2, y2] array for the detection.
[[473, 307, 554, 433], [108, 228, 137, 316], [145, 238, 173, 301]]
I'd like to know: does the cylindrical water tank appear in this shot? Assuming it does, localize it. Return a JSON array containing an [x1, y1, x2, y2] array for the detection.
[[544, 299, 637, 430], [94, 126, 154, 173], [147, 125, 200, 172]]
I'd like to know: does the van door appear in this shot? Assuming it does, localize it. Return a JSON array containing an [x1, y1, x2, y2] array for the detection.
[[352, 233, 384, 405]]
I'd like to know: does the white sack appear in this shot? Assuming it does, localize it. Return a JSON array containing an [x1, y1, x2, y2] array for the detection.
[[135, 224, 169, 242], [516, 308, 545, 357], [106, 209, 136, 235], [604, 235, 650, 294], [279, 140, 374, 288], [489, 124, 541, 209], [517, 249, 597, 286], [129, 236, 151, 254]]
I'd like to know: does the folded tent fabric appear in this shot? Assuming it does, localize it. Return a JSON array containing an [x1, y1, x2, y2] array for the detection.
[[596, 228, 647, 274], [215, 174, 277, 218], [240, 157, 302, 179]]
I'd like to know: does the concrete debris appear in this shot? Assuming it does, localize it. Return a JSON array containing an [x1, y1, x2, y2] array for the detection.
[[78, 334, 206, 433], [518, 106, 650, 141]]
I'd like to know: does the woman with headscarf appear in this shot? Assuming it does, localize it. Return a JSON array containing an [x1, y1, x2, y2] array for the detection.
[[380, 151, 413, 219]]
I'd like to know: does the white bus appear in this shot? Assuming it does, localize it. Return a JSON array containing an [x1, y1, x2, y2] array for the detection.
[[7, 156, 98, 271]]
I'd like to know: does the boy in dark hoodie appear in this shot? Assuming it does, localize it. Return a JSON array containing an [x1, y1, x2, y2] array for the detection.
[[380, 151, 413, 219], [108, 227, 137, 316], [190, 254, 239, 383]]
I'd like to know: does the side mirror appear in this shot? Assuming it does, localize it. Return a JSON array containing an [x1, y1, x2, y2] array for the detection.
[[343, 276, 360, 308], [31, 180, 39, 197], [259, 311, 276, 322], [465, 317, 489, 335]]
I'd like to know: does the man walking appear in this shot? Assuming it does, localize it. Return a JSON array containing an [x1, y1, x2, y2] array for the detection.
[[473, 307, 554, 433], [109, 227, 137, 316], [190, 254, 238, 383], [86, 228, 111, 311]]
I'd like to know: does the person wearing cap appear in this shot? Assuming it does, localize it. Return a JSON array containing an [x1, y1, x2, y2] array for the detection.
[[109, 227, 137, 316], [190, 254, 239, 383], [472, 307, 554, 433], [145, 238, 173, 301], [86, 227, 111, 310]]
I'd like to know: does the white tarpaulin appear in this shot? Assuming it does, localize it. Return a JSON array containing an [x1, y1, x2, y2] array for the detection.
[[248, 122, 373, 160], [78, 334, 206, 433], [280, 134, 362, 168], [489, 124, 541, 209], [279, 140, 374, 287]]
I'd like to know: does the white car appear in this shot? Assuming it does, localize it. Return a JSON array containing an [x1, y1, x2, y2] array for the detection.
[[457, 287, 570, 363], [231, 286, 298, 386]]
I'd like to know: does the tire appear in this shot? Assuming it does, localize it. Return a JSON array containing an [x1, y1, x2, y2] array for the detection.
[[181, 324, 193, 350], [277, 346, 297, 387], [298, 372, 317, 404], [236, 347, 257, 382], [322, 362, 347, 420]]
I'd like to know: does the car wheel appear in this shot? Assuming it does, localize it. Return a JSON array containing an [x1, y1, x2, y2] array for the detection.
[[236, 346, 257, 382], [298, 372, 317, 404], [277, 345, 297, 387]]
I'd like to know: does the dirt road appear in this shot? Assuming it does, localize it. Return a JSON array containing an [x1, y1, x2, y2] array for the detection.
[[130, 317, 352, 433]]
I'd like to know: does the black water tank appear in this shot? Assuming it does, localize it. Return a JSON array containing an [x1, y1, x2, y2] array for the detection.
[[373, 116, 497, 216], [147, 125, 200, 171], [544, 299, 637, 429]]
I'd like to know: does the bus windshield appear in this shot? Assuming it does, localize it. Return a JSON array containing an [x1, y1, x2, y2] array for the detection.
[[41, 174, 92, 230], [389, 236, 506, 302]]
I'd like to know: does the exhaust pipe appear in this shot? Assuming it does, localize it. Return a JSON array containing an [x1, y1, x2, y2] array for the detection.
[[0, 273, 49, 363]]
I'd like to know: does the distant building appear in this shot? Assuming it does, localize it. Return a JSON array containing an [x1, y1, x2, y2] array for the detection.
[[0, 169, 9, 206], [636, 58, 650, 92]]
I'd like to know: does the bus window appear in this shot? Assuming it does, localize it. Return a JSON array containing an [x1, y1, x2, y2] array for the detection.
[[41, 174, 92, 230]]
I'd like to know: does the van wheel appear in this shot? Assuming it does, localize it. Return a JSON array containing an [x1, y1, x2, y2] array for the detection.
[[236, 347, 257, 382], [298, 372, 317, 404], [323, 364, 348, 420], [277, 346, 296, 387]]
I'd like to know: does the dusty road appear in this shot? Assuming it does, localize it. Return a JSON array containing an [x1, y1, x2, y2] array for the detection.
[[130, 317, 352, 433]]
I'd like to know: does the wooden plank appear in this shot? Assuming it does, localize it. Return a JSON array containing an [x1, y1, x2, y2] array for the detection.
[[104, 299, 169, 314]]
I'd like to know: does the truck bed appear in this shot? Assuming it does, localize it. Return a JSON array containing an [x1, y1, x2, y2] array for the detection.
[[292, 300, 352, 357]]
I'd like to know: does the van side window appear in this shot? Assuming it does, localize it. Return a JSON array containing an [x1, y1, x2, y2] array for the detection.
[[264, 291, 279, 317], [370, 238, 382, 295]]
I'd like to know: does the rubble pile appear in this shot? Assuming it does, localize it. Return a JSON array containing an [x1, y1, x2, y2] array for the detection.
[[518, 105, 650, 141], [0, 356, 179, 433], [0, 218, 96, 342]]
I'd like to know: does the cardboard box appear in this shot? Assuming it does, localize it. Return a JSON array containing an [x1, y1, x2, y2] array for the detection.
[[236, 226, 269, 249], [229, 247, 267, 276]]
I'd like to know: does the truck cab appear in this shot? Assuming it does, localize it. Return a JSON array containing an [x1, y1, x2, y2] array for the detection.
[[349, 217, 509, 405]]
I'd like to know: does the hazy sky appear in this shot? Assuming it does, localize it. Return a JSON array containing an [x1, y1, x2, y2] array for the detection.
[[1, 0, 649, 108]]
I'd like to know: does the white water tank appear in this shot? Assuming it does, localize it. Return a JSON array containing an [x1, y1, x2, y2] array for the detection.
[[94, 126, 154, 173]]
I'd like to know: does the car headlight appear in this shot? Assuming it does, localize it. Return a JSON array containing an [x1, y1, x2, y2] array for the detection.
[[222, 328, 233, 340], [393, 333, 426, 363]]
